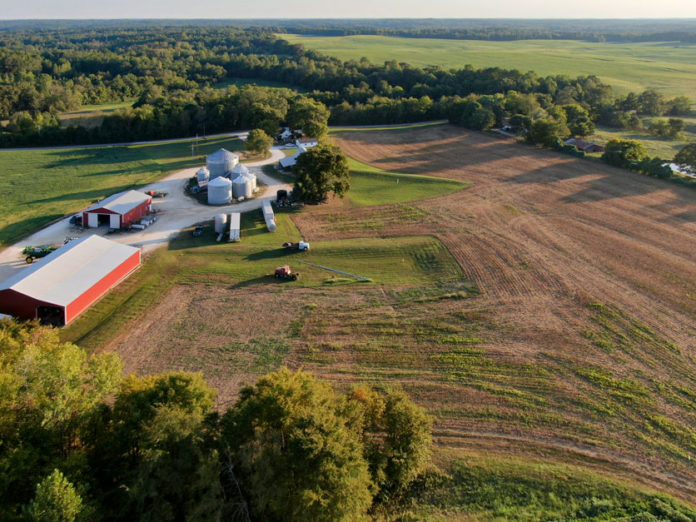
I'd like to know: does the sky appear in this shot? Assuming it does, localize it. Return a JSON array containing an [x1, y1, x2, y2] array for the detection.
[[0, 0, 694, 20]]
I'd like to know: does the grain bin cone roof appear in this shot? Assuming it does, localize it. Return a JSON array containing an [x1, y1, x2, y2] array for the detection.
[[207, 148, 238, 163], [232, 163, 249, 176], [208, 176, 232, 187]]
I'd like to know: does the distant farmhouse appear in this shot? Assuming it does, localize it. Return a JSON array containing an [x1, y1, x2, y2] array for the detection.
[[564, 138, 604, 154]]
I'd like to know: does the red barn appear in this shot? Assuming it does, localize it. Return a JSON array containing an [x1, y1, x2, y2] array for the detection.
[[83, 190, 151, 229], [0, 235, 140, 326]]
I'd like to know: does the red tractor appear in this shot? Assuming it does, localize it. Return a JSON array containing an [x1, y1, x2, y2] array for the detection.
[[274, 265, 299, 281]]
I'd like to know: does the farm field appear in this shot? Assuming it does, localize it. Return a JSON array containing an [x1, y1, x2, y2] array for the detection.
[[58, 99, 136, 128], [0, 135, 242, 247], [63, 124, 696, 508], [281, 34, 696, 98]]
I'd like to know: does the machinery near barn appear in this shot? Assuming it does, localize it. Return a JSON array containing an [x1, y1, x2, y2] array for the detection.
[[282, 241, 310, 251], [274, 265, 299, 281], [22, 245, 58, 263]]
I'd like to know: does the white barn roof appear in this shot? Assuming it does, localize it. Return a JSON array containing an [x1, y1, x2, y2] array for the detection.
[[0, 236, 139, 307], [279, 143, 309, 169], [86, 190, 150, 215]]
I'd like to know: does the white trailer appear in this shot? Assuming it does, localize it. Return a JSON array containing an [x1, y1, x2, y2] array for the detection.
[[229, 212, 240, 242], [262, 200, 277, 232]]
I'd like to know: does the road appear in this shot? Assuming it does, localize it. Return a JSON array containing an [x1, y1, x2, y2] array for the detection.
[[0, 148, 290, 281]]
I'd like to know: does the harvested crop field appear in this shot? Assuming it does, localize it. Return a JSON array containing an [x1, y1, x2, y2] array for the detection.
[[287, 125, 696, 500]]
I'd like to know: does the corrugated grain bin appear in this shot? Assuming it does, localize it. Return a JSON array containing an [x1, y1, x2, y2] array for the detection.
[[196, 167, 210, 184], [206, 148, 239, 179], [214, 213, 228, 234], [232, 173, 254, 199], [208, 176, 232, 205]]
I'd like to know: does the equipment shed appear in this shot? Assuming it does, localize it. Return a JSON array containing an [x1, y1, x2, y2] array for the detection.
[[83, 190, 152, 229], [0, 235, 141, 326]]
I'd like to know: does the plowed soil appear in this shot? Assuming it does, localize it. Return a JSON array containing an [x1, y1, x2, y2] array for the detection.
[[287, 125, 696, 500]]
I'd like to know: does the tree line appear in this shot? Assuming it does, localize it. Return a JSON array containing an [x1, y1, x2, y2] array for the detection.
[[0, 320, 432, 521], [1, 25, 695, 176]]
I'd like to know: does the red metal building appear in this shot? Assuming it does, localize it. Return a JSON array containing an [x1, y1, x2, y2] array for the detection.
[[83, 190, 152, 229], [0, 235, 141, 326]]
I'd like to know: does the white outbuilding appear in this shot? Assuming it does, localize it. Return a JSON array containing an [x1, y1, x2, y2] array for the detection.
[[206, 148, 239, 179], [207, 176, 232, 205]]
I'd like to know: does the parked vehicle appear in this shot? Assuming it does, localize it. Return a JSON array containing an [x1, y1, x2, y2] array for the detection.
[[22, 245, 58, 263], [69, 214, 82, 226], [274, 265, 299, 281], [282, 241, 310, 251], [146, 190, 167, 198], [193, 225, 204, 237]]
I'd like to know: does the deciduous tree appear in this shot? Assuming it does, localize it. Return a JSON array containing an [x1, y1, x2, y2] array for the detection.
[[293, 143, 350, 204]]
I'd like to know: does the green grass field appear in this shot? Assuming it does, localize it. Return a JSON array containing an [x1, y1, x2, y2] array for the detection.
[[347, 158, 467, 206], [282, 34, 696, 98], [0, 136, 242, 246], [404, 452, 695, 521], [62, 212, 467, 348]]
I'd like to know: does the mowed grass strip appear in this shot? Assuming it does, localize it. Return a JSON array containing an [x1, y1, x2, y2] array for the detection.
[[0, 136, 242, 247], [347, 157, 467, 207], [281, 34, 696, 98], [402, 450, 696, 521]]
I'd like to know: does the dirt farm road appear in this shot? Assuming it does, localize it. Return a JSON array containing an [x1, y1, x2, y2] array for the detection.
[[0, 148, 290, 281]]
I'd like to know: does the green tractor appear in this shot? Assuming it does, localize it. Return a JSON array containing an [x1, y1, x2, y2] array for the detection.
[[22, 245, 58, 264]]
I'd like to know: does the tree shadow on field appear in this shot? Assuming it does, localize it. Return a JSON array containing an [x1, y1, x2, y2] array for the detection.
[[244, 248, 294, 261], [29, 183, 140, 205], [227, 276, 275, 290], [502, 156, 694, 204], [0, 213, 64, 247]]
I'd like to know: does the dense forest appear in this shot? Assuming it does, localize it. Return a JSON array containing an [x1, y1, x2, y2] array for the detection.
[[0, 24, 693, 177]]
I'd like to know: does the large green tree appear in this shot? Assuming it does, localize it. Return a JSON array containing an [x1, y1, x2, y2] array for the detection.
[[90, 372, 220, 521], [25, 469, 83, 522], [223, 369, 374, 521], [245, 128, 273, 156], [286, 97, 330, 139], [293, 143, 350, 204], [346, 386, 432, 497], [562, 104, 595, 136], [674, 143, 696, 172], [602, 139, 649, 168]]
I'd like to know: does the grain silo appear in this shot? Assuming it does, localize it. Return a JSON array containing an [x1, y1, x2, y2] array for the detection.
[[208, 176, 232, 205], [214, 213, 228, 234], [196, 167, 210, 185], [231, 163, 248, 177], [206, 148, 239, 179], [232, 173, 254, 199]]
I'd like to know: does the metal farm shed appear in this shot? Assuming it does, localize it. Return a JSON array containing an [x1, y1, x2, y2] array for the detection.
[[83, 190, 152, 229], [0, 235, 141, 326]]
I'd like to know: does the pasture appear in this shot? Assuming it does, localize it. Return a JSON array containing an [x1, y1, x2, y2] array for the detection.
[[282, 34, 696, 98], [0, 136, 242, 247]]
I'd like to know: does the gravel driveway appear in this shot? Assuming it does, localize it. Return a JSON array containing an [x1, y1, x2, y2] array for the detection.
[[0, 148, 291, 282]]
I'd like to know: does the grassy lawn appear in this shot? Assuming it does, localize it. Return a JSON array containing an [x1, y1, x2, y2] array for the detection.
[[589, 126, 691, 160], [403, 451, 696, 521], [281, 34, 696, 98], [347, 157, 467, 206], [212, 77, 304, 92], [62, 211, 467, 348], [0, 136, 243, 247], [58, 99, 136, 128]]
